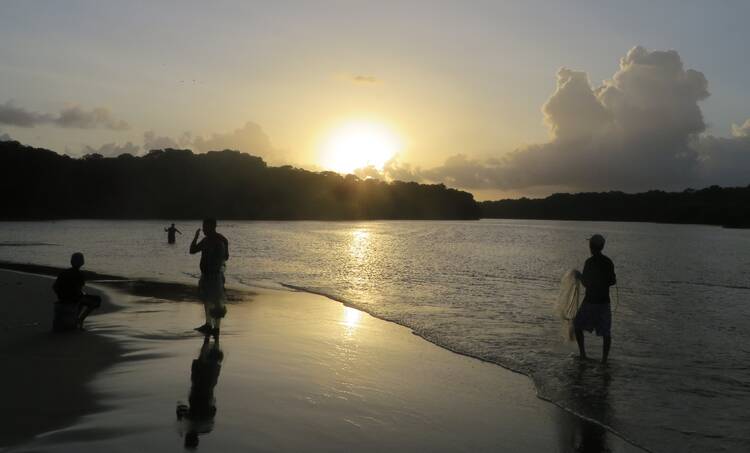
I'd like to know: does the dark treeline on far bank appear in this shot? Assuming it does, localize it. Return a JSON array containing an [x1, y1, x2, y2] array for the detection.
[[480, 186, 750, 228], [0, 141, 480, 220]]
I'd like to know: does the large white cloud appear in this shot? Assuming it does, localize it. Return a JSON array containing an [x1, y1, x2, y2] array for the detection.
[[376, 46, 749, 193]]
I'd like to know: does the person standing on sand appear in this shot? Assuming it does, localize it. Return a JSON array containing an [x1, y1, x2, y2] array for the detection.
[[574, 234, 616, 363], [165, 223, 182, 244], [189, 218, 229, 337], [52, 252, 101, 331]]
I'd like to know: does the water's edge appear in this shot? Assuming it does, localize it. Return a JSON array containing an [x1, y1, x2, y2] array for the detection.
[[0, 260, 650, 452]]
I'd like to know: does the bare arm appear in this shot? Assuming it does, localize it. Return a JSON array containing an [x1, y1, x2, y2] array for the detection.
[[580, 261, 591, 288], [189, 229, 202, 254]]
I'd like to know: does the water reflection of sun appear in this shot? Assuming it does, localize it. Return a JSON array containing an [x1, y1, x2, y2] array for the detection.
[[349, 229, 370, 261], [342, 306, 362, 329]]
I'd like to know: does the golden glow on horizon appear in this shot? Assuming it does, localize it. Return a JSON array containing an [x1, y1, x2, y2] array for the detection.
[[321, 121, 401, 174]]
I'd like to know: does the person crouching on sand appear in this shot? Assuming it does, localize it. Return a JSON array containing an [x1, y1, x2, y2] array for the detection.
[[52, 252, 102, 331], [189, 218, 229, 337], [574, 234, 616, 363]]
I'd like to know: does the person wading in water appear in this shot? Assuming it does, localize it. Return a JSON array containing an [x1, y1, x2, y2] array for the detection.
[[165, 223, 182, 244], [574, 234, 616, 363], [189, 218, 229, 337]]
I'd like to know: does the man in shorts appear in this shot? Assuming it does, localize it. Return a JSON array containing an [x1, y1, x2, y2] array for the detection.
[[53, 252, 102, 331], [574, 234, 616, 363], [189, 218, 229, 337]]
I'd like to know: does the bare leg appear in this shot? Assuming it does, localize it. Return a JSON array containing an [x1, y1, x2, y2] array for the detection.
[[77, 306, 92, 329], [77, 295, 101, 329], [204, 304, 213, 328], [575, 328, 586, 359], [602, 335, 611, 363]]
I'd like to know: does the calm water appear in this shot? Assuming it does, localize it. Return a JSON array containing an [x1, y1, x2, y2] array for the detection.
[[1, 219, 749, 452]]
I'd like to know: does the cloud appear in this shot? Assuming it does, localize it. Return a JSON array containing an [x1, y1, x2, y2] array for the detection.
[[0, 101, 130, 130], [55, 106, 130, 130], [693, 133, 750, 187], [377, 46, 749, 193], [0, 131, 12, 141], [142, 122, 278, 160], [0, 101, 52, 127], [82, 141, 141, 157], [731, 119, 750, 137], [350, 74, 379, 84], [143, 130, 192, 151], [191, 122, 273, 155]]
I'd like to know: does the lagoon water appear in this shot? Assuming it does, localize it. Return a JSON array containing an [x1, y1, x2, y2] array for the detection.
[[1, 219, 749, 452]]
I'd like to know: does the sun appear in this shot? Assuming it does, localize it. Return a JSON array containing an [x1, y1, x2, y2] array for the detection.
[[321, 121, 401, 174]]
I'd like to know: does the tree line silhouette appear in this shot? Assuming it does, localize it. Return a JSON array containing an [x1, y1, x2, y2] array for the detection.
[[0, 141, 480, 220], [2, 140, 748, 226], [480, 186, 750, 228]]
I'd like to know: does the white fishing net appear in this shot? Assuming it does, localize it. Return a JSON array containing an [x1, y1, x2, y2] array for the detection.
[[556, 269, 581, 341]]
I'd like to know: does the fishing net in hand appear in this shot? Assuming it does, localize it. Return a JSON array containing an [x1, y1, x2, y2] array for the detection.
[[556, 270, 581, 341]]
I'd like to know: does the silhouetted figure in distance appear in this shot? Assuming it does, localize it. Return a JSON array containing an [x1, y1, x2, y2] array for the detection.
[[165, 223, 182, 244], [176, 337, 223, 449], [574, 234, 616, 363], [189, 218, 229, 337], [52, 252, 101, 331]]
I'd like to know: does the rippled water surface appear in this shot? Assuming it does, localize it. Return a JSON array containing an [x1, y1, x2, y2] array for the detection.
[[1, 219, 749, 452]]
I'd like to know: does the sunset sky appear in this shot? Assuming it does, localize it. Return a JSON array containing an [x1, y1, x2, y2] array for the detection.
[[2, 1, 750, 199]]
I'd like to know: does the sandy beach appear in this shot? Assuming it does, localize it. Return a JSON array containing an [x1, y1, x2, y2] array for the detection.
[[0, 267, 645, 452], [0, 270, 122, 448]]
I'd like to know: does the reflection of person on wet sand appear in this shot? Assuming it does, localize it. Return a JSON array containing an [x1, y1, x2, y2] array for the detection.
[[556, 361, 614, 453], [52, 252, 101, 331], [164, 223, 182, 244], [177, 337, 223, 450], [189, 218, 229, 337]]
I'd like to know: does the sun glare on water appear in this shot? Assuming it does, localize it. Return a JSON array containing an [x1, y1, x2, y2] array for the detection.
[[321, 121, 401, 175]]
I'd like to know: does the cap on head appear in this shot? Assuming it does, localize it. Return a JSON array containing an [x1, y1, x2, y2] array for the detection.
[[588, 234, 606, 251], [71, 252, 84, 269]]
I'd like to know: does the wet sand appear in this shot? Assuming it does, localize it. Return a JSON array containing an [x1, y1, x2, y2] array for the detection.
[[0, 268, 645, 452], [0, 270, 123, 448]]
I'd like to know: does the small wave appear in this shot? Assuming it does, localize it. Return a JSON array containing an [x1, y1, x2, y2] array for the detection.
[[277, 281, 651, 452], [0, 241, 59, 247], [661, 279, 750, 291]]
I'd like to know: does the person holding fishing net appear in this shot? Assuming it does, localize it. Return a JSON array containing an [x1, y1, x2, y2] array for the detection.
[[558, 234, 616, 363]]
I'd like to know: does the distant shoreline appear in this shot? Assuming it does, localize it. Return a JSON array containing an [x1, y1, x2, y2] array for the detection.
[[480, 185, 750, 229]]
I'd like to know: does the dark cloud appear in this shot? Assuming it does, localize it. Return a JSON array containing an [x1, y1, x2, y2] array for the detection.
[[693, 134, 750, 187], [55, 106, 130, 130], [376, 46, 749, 193], [0, 101, 52, 127], [0, 101, 130, 130]]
